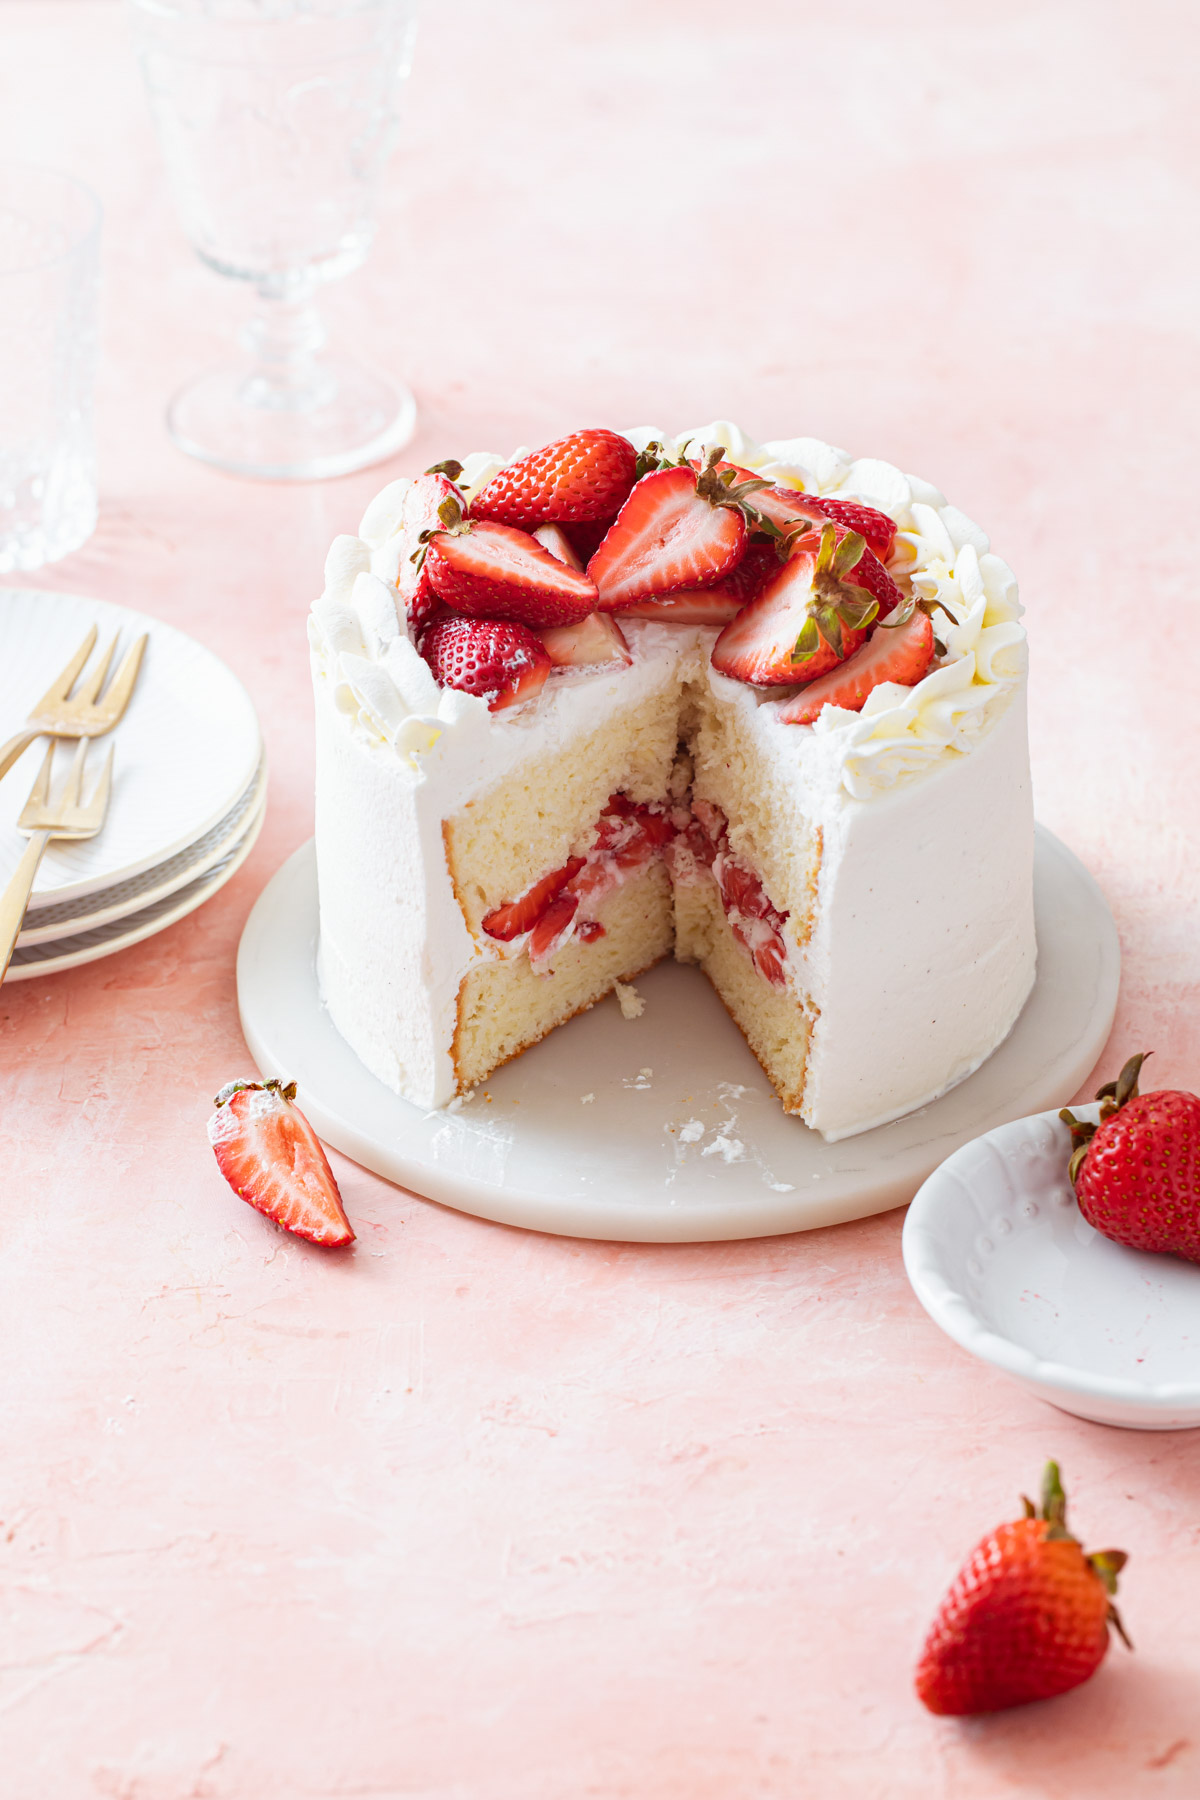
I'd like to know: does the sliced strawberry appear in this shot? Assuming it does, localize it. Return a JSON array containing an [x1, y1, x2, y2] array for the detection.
[[539, 612, 632, 668], [615, 591, 743, 626], [207, 1079, 354, 1247], [532, 522, 584, 571], [588, 464, 748, 610], [746, 484, 901, 613], [482, 857, 584, 940], [562, 517, 618, 565], [716, 539, 782, 608], [776, 608, 935, 724], [710, 526, 875, 686], [422, 615, 551, 712], [394, 471, 463, 634], [528, 891, 580, 963], [801, 494, 896, 563], [425, 511, 598, 629], [469, 429, 637, 529]]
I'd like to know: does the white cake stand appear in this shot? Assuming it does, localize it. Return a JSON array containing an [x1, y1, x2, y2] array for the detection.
[[235, 828, 1120, 1243]]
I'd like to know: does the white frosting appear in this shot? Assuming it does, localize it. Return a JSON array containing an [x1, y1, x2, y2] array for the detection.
[[309, 424, 1035, 1137], [318, 422, 1027, 803]]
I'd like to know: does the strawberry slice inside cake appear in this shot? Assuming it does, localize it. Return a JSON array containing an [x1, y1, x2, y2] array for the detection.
[[311, 421, 1034, 1141]]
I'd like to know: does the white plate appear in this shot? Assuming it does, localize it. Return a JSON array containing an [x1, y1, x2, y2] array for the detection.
[[16, 755, 267, 944], [0, 589, 261, 904], [903, 1106, 1200, 1430], [235, 827, 1120, 1242], [4, 801, 264, 980]]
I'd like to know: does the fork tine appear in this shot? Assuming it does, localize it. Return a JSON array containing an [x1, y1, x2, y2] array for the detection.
[[23, 740, 57, 813], [29, 627, 98, 713], [59, 737, 90, 810], [94, 632, 147, 723], [82, 743, 115, 827], [71, 633, 118, 707]]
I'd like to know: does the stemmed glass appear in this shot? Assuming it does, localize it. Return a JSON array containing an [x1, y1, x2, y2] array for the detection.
[[130, 0, 419, 481]]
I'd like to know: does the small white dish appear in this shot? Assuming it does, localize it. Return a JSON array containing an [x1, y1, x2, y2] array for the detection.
[[0, 589, 261, 904], [903, 1106, 1200, 1430]]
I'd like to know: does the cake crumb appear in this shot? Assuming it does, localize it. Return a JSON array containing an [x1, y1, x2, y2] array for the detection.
[[701, 1133, 746, 1163], [581, 1093, 595, 1104], [678, 1119, 705, 1144], [614, 980, 645, 1020]]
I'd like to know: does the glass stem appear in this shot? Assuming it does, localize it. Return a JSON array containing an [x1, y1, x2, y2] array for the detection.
[[238, 286, 335, 413]]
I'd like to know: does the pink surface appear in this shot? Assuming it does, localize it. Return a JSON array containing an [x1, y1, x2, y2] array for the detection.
[[3, 3, 1200, 1793]]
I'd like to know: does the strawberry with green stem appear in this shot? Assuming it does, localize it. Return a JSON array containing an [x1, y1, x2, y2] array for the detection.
[[710, 522, 880, 685], [1061, 1052, 1200, 1263], [417, 496, 598, 629], [589, 447, 775, 611], [915, 1461, 1130, 1716]]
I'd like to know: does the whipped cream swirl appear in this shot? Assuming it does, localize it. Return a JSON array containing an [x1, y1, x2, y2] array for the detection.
[[309, 421, 1027, 801]]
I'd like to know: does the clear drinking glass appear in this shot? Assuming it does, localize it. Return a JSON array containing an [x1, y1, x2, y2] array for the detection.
[[0, 165, 101, 572], [129, 0, 419, 481]]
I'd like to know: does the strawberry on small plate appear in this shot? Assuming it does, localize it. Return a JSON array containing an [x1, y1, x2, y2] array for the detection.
[[208, 1078, 354, 1247], [902, 1081, 1200, 1429]]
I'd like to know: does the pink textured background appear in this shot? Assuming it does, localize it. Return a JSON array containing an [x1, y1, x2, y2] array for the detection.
[[3, 2, 1200, 1794]]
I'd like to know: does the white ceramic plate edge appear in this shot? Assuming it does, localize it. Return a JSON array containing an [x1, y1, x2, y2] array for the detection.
[[4, 803, 265, 981], [17, 761, 268, 943], [0, 588, 263, 905]]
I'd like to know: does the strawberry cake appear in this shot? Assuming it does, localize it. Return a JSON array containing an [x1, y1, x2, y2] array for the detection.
[[309, 422, 1033, 1142]]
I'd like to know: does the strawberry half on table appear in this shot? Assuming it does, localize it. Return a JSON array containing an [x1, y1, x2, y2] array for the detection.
[[208, 1079, 355, 1248], [915, 1461, 1130, 1716], [1062, 1052, 1200, 1263]]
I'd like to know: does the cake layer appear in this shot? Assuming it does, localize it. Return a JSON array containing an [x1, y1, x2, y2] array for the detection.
[[455, 860, 673, 1092]]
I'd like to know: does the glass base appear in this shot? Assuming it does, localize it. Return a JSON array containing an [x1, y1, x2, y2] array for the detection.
[[166, 357, 417, 482]]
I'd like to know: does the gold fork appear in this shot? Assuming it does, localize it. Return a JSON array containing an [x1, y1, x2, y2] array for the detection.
[[0, 738, 115, 982], [0, 625, 147, 784]]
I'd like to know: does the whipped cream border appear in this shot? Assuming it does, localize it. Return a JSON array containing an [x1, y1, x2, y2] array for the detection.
[[308, 422, 1027, 803]]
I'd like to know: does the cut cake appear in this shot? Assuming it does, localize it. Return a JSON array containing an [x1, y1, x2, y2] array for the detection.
[[309, 422, 1034, 1142]]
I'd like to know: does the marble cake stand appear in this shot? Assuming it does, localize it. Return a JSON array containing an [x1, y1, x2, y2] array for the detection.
[[235, 827, 1119, 1243]]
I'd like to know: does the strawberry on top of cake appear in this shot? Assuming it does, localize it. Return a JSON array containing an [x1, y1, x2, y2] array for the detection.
[[309, 421, 1032, 1141]]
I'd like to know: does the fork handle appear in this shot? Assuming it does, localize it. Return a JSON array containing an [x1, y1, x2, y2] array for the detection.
[[0, 727, 40, 785], [0, 831, 50, 983]]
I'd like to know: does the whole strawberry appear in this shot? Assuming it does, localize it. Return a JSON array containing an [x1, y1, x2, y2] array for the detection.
[[469, 428, 637, 528], [421, 614, 550, 712], [1062, 1053, 1200, 1263], [915, 1462, 1130, 1716]]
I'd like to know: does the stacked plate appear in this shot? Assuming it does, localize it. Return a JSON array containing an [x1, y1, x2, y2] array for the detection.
[[0, 590, 265, 980]]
